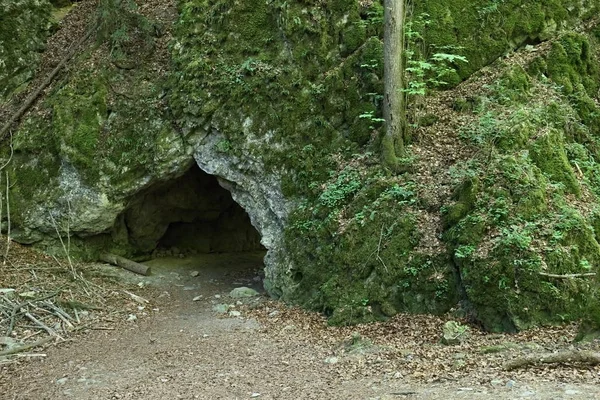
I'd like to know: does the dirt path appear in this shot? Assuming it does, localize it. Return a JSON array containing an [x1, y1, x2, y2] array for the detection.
[[1, 254, 599, 400]]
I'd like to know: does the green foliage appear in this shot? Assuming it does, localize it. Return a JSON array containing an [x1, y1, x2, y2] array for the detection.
[[404, 13, 468, 99], [413, 0, 598, 84], [95, 0, 156, 64]]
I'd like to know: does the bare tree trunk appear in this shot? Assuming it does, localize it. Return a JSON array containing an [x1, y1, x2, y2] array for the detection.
[[382, 0, 406, 169]]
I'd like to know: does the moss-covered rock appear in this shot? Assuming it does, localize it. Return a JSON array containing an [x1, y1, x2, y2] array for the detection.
[[445, 45, 600, 330], [0, 0, 52, 100], [414, 1, 599, 83]]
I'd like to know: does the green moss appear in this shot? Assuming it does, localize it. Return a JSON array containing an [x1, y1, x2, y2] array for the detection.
[[413, 0, 595, 83], [546, 33, 599, 96], [51, 72, 108, 177], [529, 129, 580, 196], [0, 0, 52, 99]]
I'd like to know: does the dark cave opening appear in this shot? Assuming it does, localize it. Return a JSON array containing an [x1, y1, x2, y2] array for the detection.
[[117, 164, 265, 257]]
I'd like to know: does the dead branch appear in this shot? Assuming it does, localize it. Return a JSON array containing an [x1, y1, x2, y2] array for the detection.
[[0, 336, 56, 357], [0, 28, 95, 142], [504, 350, 600, 371], [100, 253, 151, 276], [24, 312, 60, 338], [5, 289, 62, 335], [538, 272, 596, 279]]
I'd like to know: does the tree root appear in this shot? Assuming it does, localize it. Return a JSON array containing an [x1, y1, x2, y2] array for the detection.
[[504, 350, 600, 371]]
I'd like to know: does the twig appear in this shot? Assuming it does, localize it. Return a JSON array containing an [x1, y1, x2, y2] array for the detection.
[[376, 224, 389, 272], [123, 290, 149, 305], [48, 211, 76, 279], [15, 353, 47, 358], [0, 336, 56, 357], [24, 312, 60, 338], [538, 272, 596, 279], [4, 170, 10, 263], [6, 289, 62, 335]]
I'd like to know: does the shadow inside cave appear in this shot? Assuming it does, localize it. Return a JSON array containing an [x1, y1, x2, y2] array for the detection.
[[110, 163, 266, 291]]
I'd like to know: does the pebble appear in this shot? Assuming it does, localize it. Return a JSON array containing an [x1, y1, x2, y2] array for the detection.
[[229, 310, 242, 317], [212, 304, 229, 313], [190, 271, 200, 277], [192, 296, 202, 301], [506, 380, 516, 388], [127, 314, 137, 322], [324, 356, 339, 364], [56, 377, 68, 385], [519, 391, 536, 397]]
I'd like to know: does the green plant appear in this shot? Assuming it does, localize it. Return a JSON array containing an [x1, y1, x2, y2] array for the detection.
[[318, 167, 362, 210], [95, 0, 156, 62], [455, 244, 476, 259], [215, 139, 233, 154]]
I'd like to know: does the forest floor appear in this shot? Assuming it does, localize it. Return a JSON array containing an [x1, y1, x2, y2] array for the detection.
[[1, 248, 599, 400]]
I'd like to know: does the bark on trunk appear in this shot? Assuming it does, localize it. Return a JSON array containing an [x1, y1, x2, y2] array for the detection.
[[382, 0, 406, 168]]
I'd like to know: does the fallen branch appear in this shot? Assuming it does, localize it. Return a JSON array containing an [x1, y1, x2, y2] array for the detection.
[[6, 289, 62, 335], [24, 312, 61, 339], [538, 272, 596, 279], [0, 336, 56, 357], [504, 350, 600, 371], [99, 253, 151, 276], [123, 290, 149, 304]]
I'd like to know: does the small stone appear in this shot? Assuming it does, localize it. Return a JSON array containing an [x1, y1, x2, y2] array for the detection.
[[490, 379, 503, 387], [214, 294, 221, 299], [519, 391, 536, 397], [56, 377, 68, 385], [506, 380, 516, 388], [230, 287, 259, 298], [250, 393, 261, 398], [229, 310, 242, 317], [192, 296, 202, 301], [212, 304, 229, 313], [324, 356, 339, 364], [183, 286, 195, 291], [127, 314, 137, 322], [268, 311, 280, 318], [190, 271, 200, 277], [18, 291, 37, 299], [565, 389, 580, 395]]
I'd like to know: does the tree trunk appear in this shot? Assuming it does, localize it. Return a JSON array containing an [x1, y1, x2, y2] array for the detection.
[[382, 0, 406, 169]]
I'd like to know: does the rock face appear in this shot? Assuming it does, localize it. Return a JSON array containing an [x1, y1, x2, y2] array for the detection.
[[4, 0, 600, 330]]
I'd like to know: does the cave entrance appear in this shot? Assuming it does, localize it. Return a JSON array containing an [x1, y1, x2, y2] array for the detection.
[[116, 164, 266, 284]]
